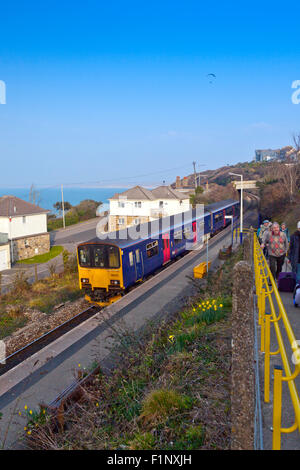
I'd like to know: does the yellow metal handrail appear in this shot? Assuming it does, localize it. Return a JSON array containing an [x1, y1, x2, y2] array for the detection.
[[253, 234, 300, 449]]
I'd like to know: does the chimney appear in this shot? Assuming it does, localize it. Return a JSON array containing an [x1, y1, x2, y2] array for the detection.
[[176, 176, 181, 188]]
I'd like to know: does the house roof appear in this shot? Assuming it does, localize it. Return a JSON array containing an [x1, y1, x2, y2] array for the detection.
[[151, 185, 189, 200], [0, 195, 50, 217], [110, 185, 190, 202], [109, 186, 156, 201]]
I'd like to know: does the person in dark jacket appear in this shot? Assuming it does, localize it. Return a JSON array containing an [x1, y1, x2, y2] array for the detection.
[[281, 222, 290, 243], [288, 221, 300, 282]]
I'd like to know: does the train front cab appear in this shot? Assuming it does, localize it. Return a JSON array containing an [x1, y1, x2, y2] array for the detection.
[[77, 242, 124, 306]]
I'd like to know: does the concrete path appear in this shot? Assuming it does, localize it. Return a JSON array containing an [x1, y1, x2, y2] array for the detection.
[[0, 224, 240, 449], [259, 264, 300, 450]]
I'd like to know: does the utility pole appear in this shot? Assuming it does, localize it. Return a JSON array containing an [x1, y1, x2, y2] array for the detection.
[[193, 161, 197, 189], [196, 164, 206, 187], [61, 184, 66, 229], [229, 173, 243, 243]]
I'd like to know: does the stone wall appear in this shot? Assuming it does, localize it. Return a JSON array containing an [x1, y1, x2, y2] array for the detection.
[[231, 255, 255, 449], [12, 232, 50, 262]]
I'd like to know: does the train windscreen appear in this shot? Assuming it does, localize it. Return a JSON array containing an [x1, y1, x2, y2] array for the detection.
[[78, 244, 120, 268]]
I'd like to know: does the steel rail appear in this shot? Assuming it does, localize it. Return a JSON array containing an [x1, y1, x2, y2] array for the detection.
[[0, 305, 101, 376]]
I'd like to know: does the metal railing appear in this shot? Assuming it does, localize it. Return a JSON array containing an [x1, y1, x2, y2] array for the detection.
[[253, 234, 300, 449]]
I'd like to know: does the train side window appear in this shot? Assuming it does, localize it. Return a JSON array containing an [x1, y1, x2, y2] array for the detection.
[[183, 228, 191, 240], [146, 240, 159, 258], [174, 230, 182, 245], [129, 251, 134, 266], [108, 246, 120, 268], [135, 249, 140, 263], [78, 247, 91, 267]]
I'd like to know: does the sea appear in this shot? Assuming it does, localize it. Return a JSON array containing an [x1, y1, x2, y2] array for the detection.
[[0, 187, 128, 214]]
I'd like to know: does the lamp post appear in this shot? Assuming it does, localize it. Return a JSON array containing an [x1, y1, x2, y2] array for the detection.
[[229, 172, 243, 243], [225, 215, 234, 245]]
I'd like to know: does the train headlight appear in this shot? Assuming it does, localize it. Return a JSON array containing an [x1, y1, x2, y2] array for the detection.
[[110, 280, 120, 285], [81, 278, 90, 284]]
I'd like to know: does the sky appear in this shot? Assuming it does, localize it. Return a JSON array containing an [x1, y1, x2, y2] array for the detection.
[[0, 0, 300, 187]]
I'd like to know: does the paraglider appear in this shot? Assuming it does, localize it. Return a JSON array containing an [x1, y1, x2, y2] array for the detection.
[[207, 73, 216, 84]]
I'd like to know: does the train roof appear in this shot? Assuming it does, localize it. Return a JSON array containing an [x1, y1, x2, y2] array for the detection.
[[205, 199, 239, 213], [78, 199, 239, 249]]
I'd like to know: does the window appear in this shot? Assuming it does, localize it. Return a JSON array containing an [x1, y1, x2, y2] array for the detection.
[[135, 249, 140, 263], [174, 230, 183, 245], [214, 213, 223, 223], [146, 240, 159, 258], [183, 227, 191, 240], [94, 246, 106, 268], [134, 201, 142, 208], [134, 218, 140, 225], [129, 251, 134, 266], [22, 216, 26, 224], [159, 201, 164, 208], [108, 246, 119, 268], [118, 218, 125, 225], [78, 247, 91, 267], [118, 201, 125, 208], [78, 245, 120, 269]]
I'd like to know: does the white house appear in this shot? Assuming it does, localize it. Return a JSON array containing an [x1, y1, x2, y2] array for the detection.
[[108, 185, 190, 231], [0, 233, 10, 271], [0, 195, 50, 262]]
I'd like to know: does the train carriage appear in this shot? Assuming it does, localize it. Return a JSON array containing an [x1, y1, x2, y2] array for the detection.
[[77, 199, 239, 306]]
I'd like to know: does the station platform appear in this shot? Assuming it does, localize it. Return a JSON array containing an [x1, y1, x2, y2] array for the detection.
[[258, 260, 300, 450]]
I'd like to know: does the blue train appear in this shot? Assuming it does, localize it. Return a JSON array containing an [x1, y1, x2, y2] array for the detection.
[[77, 199, 239, 306]]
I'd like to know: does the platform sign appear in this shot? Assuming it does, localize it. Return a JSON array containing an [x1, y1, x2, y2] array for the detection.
[[233, 180, 257, 190]]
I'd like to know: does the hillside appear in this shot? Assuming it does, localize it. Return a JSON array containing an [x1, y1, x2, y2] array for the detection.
[[174, 158, 300, 232]]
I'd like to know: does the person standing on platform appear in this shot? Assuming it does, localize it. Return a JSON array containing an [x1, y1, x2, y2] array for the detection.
[[261, 222, 288, 281], [288, 221, 300, 282]]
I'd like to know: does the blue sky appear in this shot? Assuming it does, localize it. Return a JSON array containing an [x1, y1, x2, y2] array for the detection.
[[0, 0, 300, 187]]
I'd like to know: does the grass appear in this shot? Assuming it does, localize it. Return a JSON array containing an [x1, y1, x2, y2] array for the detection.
[[0, 253, 80, 339], [17, 246, 64, 264], [25, 248, 242, 450]]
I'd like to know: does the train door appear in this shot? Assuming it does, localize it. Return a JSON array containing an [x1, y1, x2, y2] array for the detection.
[[223, 209, 226, 227], [135, 248, 143, 280], [162, 233, 171, 264], [192, 221, 197, 243]]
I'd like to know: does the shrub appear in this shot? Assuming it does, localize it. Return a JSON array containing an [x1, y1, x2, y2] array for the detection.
[[12, 271, 31, 295], [48, 261, 58, 277], [139, 389, 192, 427]]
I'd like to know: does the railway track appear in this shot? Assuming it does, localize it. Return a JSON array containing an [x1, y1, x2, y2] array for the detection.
[[1, 201, 258, 381], [45, 220, 259, 422], [0, 305, 101, 376]]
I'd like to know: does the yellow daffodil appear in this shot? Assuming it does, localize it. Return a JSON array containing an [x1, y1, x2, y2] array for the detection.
[[24, 405, 27, 410], [29, 410, 33, 415], [27, 431, 31, 435], [24, 427, 27, 431], [219, 304, 223, 308]]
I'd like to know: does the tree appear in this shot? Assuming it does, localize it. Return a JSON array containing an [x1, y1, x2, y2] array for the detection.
[[53, 201, 72, 215], [29, 184, 42, 206]]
